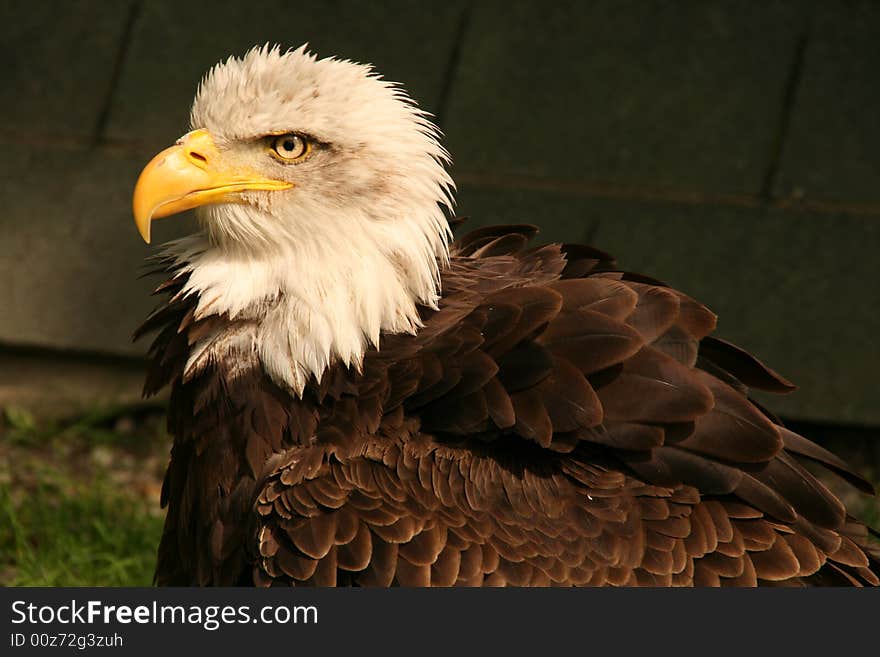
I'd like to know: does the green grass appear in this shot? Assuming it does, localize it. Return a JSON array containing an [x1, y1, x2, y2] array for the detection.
[[0, 474, 163, 586], [0, 405, 168, 586]]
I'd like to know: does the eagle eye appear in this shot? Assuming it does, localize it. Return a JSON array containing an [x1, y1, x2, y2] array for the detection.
[[270, 134, 310, 162]]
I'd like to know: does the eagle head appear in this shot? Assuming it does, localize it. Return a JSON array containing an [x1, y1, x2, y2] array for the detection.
[[132, 45, 455, 393]]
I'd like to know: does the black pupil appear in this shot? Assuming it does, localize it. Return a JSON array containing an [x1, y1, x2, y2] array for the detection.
[[282, 138, 297, 152]]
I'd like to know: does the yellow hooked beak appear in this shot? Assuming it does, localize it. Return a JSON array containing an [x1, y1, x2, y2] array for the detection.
[[132, 129, 293, 243]]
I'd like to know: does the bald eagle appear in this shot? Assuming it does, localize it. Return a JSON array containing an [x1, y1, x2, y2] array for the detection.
[[133, 45, 878, 587]]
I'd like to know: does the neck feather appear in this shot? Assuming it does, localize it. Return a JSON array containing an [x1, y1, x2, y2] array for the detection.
[[161, 202, 451, 395]]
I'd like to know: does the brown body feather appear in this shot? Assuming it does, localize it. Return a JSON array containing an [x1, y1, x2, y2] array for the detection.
[[139, 224, 879, 586]]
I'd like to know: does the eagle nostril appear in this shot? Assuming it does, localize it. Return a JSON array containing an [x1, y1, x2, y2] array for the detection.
[[189, 151, 208, 164]]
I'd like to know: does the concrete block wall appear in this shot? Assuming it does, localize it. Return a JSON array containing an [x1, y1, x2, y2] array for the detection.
[[1, 1, 878, 424]]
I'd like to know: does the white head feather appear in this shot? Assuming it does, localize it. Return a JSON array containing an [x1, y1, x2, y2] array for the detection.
[[160, 45, 455, 394]]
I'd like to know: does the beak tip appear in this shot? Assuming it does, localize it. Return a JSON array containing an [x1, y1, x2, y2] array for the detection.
[[134, 211, 152, 244]]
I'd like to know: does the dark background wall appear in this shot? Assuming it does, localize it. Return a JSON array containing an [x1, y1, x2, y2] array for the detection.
[[0, 0, 878, 428]]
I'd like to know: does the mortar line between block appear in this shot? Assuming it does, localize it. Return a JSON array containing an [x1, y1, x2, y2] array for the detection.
[[92, 0, 142, 147], [760, 25, 811, 202], [435, 2, 474, 130]]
